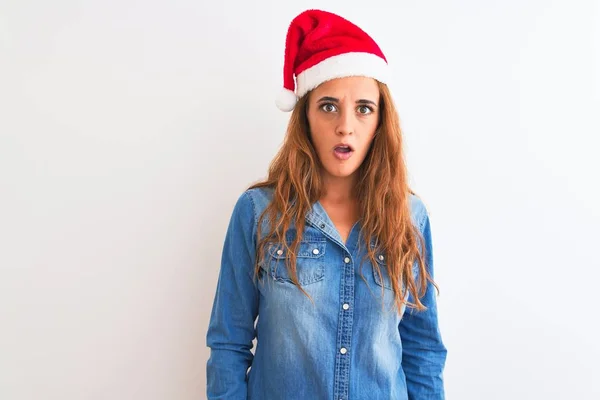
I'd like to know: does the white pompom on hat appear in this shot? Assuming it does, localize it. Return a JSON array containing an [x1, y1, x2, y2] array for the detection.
[[275, 88, 299, 112], [275, 9, 390, 112]]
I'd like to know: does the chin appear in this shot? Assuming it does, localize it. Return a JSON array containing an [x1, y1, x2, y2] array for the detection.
[[323, 166, 359, 179]]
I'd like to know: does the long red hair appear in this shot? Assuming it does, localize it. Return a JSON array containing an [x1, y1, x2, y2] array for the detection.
[[248, 82, 438, 314]]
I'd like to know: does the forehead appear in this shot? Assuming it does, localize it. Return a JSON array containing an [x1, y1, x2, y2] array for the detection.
[[310, 76, 379, 100]]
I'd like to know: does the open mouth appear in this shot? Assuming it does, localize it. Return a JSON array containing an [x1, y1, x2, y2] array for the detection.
[[333, 144, 354, 160]]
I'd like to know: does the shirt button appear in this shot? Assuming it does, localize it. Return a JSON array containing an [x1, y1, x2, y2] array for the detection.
[[340, 347, 347, 354], [312, 248, 320, 255], [277, 249, 283, 255], [342, 303, 349, 310], [379, 254, 384, 261], [344, 257, 350, 264], [320, 223, 326, 229]]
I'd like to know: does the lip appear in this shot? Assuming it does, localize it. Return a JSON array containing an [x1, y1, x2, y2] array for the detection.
[[333, 143, 354, 151], [333, 143, 354, 161]]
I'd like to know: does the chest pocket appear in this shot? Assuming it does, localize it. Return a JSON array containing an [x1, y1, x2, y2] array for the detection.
[[372, 248, 393, 291], [261, 240, 326, 285]]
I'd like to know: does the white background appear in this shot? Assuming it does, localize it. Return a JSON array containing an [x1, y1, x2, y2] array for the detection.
[[1, 0, 599, 399]]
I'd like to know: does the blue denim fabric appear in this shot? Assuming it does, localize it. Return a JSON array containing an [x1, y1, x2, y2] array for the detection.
[[206, 187, 447, 399]]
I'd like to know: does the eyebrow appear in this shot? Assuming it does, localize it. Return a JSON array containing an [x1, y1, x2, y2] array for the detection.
[[316, 96, 378, 106]]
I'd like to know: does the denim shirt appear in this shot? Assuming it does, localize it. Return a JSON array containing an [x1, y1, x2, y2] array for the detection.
[[206, 187, 447, 400]]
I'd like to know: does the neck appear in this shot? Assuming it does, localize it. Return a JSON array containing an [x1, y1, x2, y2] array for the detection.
[[320, 173, 357, 204]]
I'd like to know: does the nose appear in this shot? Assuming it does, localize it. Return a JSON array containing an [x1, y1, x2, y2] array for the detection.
[[335, 108, 354, 136]]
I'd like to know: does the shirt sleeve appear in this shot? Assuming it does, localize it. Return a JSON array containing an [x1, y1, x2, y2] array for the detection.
[[206, 191, 260, 400], [399, 207, 448, 399]]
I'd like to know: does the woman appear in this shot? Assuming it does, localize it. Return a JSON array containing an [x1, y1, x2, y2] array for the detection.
[[206, 9, 447, 400]]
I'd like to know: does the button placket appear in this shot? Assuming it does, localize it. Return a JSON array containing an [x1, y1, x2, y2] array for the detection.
[[334, 252, 354, 400]]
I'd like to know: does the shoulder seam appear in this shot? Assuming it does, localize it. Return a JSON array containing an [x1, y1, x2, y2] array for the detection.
[[418, 205, 429, 233], [243, 190, 259, 236], [242, 190, 259, 282]]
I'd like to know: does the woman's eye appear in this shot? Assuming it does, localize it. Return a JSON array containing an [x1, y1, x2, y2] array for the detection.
[[358, 105, 373, 114], [321, 103, 336, 113]]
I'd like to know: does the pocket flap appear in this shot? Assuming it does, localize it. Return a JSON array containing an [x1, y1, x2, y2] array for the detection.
[[268, 240, 326, 260]]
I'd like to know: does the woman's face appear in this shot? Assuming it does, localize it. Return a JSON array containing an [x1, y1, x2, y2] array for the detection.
[[306, 76, 380, 184]]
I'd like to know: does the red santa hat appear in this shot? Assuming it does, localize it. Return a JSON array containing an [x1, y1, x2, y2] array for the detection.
[[275, 9, 390, 112]]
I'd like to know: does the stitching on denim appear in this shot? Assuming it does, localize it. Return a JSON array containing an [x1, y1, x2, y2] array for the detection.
[[418, 205, 428, 234], [245, 189, 259, 230], [244, 190, 260, 282]]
